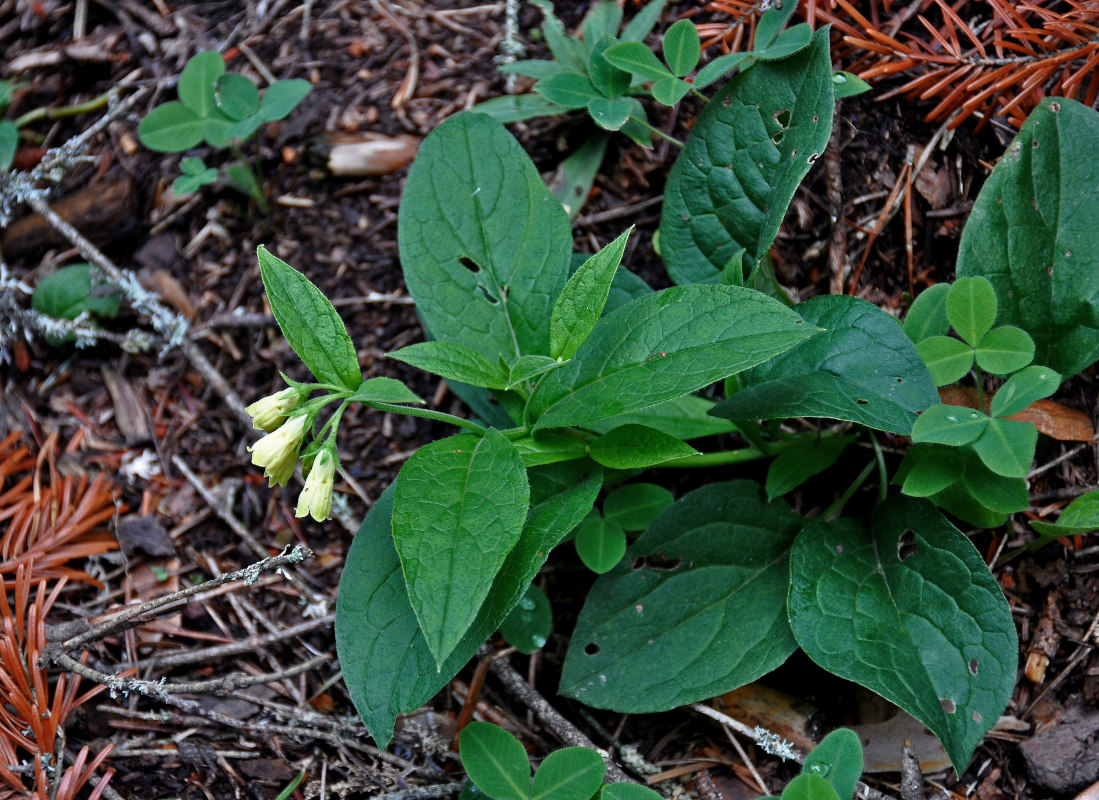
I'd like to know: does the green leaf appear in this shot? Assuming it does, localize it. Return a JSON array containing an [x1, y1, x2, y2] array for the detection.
[[499, 59, 569, 80], [531, 748, 606, 800], [601, 784, 664, 800], [904, 283, 951, 344], [32, 264, 121, 321], [620, 0, 667, 42], [916, 336, 973, 386], [550, 133, 609, 218], [974, 326, 1034, 374], [560, 481, 801, 711], [257, 78, 311, 122], [956, 97, 1099, 378], [831, 70, 872, 98], [765, 435, 855, 501], [529, 284, 817, 431], [788, 496, 1018, 774], [660, 29, 834, 284], [962, 458, 1029, 513], [224, 163, 264, 203], [586, 395, 737, 440], [693, 52, 752, 90], [971, 416, 1037, 478], [663, 19, 700, 77], [399, 113, 572, 361], [137, 102, 205, 152], [801, 729, 862, 800], [619, 97, 653, 148], [552, 228, 632, 360], [172, 168, 217, 195], [499, 584, 552, 654], [588, 97, 634, 130], [711, 296, 939, 434], [589, 424, 698, 469], [179, 155, 207, 175], [603, 41, 675, 82], [393, 429, 529, 665], [898, 445, 962, 498], [460, 722, 530, 800], [510, 432, 589, 468], [0, 120, 18, 170], [650, 77, 693, 106], [575, 515, 628, 573], [589, 36, 632, 99], [256, 245, 361, 389], [1031, 489, 1099, 537], [603, 483, 674, 531], [472, 94, 570, 123], [582, 2, 624, 47], [946, 277, 998, 346], [780, 775, 841, 800], [508, 355, 561, 389], [388, 341, 510, 390], [214, 73, 259, 121], [757, 23, 813, 61], [531, 0, 589, 72], [348, 376, 424, 405], [535, 73, 603, 108], [989, 365, 1060, 417], [177, 50, 224, 117], [911, 404, 989, 446], [755, 0, 800, 50], [335, 466, 600, 747]]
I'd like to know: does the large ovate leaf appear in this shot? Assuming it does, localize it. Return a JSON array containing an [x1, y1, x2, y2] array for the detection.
[[392, 429, 529, 665], [788, 496, 1018, 774], [660, 29, 833, 284], [399, 113, 572, 361], [711, 295, 938, 434], [528, 284, 818, 431], [335, 465, 601, 747], [560, 481, 801, 711], [956, 97, 1099, 378]]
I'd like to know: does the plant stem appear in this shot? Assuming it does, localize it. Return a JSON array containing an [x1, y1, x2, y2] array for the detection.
[[629, 115, 684, 148], [12, 88, 118, 128], [364, 401, 487, 434], [870, 432, 888, 506], [732, 417, 772, 456], [820, 459, 876, 520], [661, 433, 818, 468]]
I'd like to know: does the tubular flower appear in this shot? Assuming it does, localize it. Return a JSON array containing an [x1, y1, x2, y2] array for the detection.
[[296, 449, 336, 522], [249, 414, 308, 487], [245, 387, 301, 433]]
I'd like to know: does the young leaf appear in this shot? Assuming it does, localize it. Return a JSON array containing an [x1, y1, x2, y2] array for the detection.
[[575, 516, 628, 574], [388, 341, 510, 390], [589, 424, 698, 469], [225, 163, 264, 203], [460, 722, 530, 800], [780, 775, 841, 800], [472, 94, 570, 123], [712, 296, 939, 435], [588, 97, 634, 130], [32, 264, 121, 321], [587, 394, 736, 441], [956, 97, 1099, 378], [974, 326, 1034, 374], [650, 77, 693, 106], [660, 29, 833, 284], [603, 42, 675, 82], [904, 283, 951, 344], [179, 155, 208, 175], [535, 73, 603, 108], [172, 167, 218, 195], [971, 417, 1037, 478], [831, 70, 872, 98], [258, 78, 312, 122], [177, 50, 224, 117], [801, 729, 863, 800], [911, 404, 989, 446], [620, 0, 667, 42], [662, 19, 701, 77], [499, 584, 552, 654], [989, 365, 1060, 417], [137, 102, 205, 152], [692, 52, 751, 90], [1031, 489, 1099, 537], [399, 113, 572, 361], [601, 785, 665, 800], [755, 0, 800, 50], [765, 435, 855, 501], [946, 277, 998, 346], [603, 483, 674, 531], [257, 246, 362, 390], [898, 445, 962, 498], [392, 429, 529, 665], [582, 1, 624, 48], [348, 376, 423, 405], [961, 458, 1029, 513], [560, 481, 801, 711], [530, 748, 606, 800], [214, 73, 259, 121], [788, 496, 1018, 774], [756, 23, 813, 61], [589, 36, 632, 99], [916, 336, 973, 386], [529, 284, 818, 431], [508, 355, 561, 389], [531, 0, 589, 73], [551, 227, 632, 360]]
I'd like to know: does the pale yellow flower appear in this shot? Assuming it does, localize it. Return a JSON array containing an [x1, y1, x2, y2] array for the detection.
[[296, 449, 336, 522], [245, 387, 301, 433], [249, 414, 308, 487]]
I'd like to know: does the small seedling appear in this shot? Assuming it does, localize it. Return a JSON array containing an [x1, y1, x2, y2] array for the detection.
[[764, 729, 864, 800], [31, 263, 122, 345]]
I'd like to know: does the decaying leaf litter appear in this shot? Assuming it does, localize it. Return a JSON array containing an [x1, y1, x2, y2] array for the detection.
[[1, 0, 1098, 798]]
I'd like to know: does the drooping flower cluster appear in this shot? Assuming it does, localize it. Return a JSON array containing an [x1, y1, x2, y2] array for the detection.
[[248, 413, 308, 487], [296, 448, 336, 522]]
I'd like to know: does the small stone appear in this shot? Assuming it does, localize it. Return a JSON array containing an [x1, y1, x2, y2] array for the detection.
[[1020, 705, 1099, 793]]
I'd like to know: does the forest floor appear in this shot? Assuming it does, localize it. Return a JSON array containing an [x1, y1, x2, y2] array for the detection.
[[2, 1, 1098, 799]]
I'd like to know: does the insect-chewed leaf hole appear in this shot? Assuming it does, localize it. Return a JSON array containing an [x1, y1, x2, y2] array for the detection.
[[584, 642, 600, 655], [855, 398, 869, 405], [969, 658, 979, 675], [631, 553, 683, 572], [898, 528, 917, 561], [458, 256, 481, 273], [775, 108, 792, 128]]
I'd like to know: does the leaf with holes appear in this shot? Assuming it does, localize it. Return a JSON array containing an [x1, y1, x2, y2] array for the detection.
[[788, 496, 1017, 774], [711, 295, 938, 434], [560, 481, 801, 711], [956, 97, 1099, 378], [528, 284, 817, 431], [660, 29, 834, 284], [399, 113, 572, 361]]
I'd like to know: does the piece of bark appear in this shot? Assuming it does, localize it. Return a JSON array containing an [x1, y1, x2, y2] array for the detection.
[[1020, 705, 1099, 793]]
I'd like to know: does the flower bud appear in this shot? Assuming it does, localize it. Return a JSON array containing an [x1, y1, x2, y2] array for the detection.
[[249, 414, 308, 487], [296, 448, 336, 522], [245, 387, 301, 433]]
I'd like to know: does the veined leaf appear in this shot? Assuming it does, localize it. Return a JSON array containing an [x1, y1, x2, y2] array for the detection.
[[388, 341, 509, 389], [472, 94, 570, 123], [177, 50, 224, 117], [575, 515, 627, 574], [589, 424, 698, 468], [904, 283, 951, 344], [603, 41, 675, 82], [348, 376, 424, 405], [551, 228, 632, 360], [946, 277, 998, 347], [530, 748, 606, 800], [662, 19, 701, 77], [460, 722, 530, 800]]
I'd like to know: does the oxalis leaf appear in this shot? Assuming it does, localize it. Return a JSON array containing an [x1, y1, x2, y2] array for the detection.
[[335, 463, 602, 746], [956, 97, 1099, 378], [528, 284, 818, 431], [711, 295, 938, 434], [787, 496, 1017, 774], [398, 112, 572, 361], [392, 429, 529, 666], [559, 481, 801, 711], [660, 28, 834, 285]]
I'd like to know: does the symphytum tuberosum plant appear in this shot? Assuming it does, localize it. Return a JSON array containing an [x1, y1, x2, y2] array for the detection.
[[241, 3, 1099, 778]]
